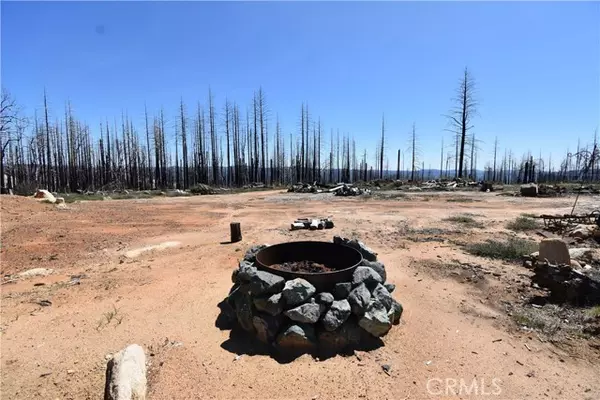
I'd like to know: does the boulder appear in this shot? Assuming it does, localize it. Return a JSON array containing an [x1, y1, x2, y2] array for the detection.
[[237, 261, 257, 283], [384, 283, 396, 293], [252, 314, 282, 344], [253, 292, 284, 316], [372, 283, 393, 310], [359, 300, 392, 337], [388, 298, 403, 325], [104, 344, 147, 400], [282, 278, 316, 307], [539, 238, 570, 265], [276, 324, 316, 352], [334, 282, 352, 299], [348, 283, 371, 316], [321, 299, 351, 331], [249, 271, 285, 296], [244, 244, 268, 263], [284, 302, 322, 324], [360, 260, 386, 282], [316, 292, 334, 306], [520, 184, 538, 197], [352, 266, 383, 288], [333, 236, 378, 261]]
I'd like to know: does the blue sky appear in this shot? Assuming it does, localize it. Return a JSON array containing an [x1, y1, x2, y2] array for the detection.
[[2, 1, 599, 170]]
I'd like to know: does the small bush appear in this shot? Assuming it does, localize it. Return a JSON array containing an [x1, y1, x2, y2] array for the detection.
[[506, 216, 540, 232], [443, 215, 484, 228], [586, 306, 600, 318], [465, 237, 538, 261]]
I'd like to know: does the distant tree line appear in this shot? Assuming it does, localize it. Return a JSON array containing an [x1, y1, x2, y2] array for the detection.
[[1, 69, 598, 194]]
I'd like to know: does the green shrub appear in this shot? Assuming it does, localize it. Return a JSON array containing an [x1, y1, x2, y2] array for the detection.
[[506, 216, 540, 232], [465, 238, 538, 261]]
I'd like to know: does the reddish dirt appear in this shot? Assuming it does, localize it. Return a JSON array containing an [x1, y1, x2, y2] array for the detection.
[[1, 191, 599, 400], [271, 260, 334, 273]]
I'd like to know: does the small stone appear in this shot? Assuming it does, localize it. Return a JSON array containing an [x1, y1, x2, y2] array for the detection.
[[284, 303, 322, 324], [67, 369, 75, 374], [352, 267, 383, 288], [249, 271, 285, 296], [360, 260, 386, 282], [388, 298, 403, 325], [384, 283, 396, 293], [348, 283, 371, 316], [322, 299, 351, 331], [358, 299, 392, 337], [276, 324, 316, 352], [316, 292, 334, 306], [334, 282, 352, 299], [372, 284, 393, 310], [282, 278, 316, 307]]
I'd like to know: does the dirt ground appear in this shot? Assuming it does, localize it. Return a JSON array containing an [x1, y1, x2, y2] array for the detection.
[[1, 190, 599, 400]]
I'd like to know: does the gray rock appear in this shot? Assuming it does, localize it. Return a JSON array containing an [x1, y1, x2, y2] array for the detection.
[[316, 292, 334, 306], [339, 318, 363, 345], [244, 244, 268, 263], [104, 344, 147, 400], [249, 271, 285, 296], [254, 292, 284, 316], [317, 329, 348, 354], [384, 283, 396, 293], [252, 314, 282, 344], [322, 299, 351, 331], [276, 324, 316, 352], [348, 283, 371, 316], [388, 298, 403, 325], [237, 261, 257, 282], [359, 299, 392, 337], [233, 292, 255, 332], [360, 260, 386, 282], [352, 266, 383, 288], [282, 278, 316, 306], [539, 238, 570, 265], [334, 282, 352, 299], [333, 236, 378, 261], [372, 283, 393, 310], [284, 302, 322, 324]]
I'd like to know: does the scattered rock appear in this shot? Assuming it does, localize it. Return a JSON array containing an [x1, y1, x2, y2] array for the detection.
[[372, 284, 393, 310], [322, 299, 351, 331], [249, 271, 285, 296], [284, 303, 322, 324], [359, 299, 392, 337], [333, 236, 378, 261], [348, 283, 371, 316], [360, 260, 386, 282], [384, 283, 396, 293], [104, 344, 147, 400], [539, 238, 570, 265], [37, 299, 52, 307], [381, 364, 392, 375], [334, 282, 352, 299], [282, 278, 316, 307], [352, 266, 383, 288], [316, 292, 334, 306], [276, 324, 316, 352]]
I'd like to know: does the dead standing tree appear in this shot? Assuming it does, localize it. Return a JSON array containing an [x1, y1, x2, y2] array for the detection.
[[446, 67, 478, 178]]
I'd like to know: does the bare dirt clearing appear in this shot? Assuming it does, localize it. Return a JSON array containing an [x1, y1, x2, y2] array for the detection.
[[1, 191, 599, 399]]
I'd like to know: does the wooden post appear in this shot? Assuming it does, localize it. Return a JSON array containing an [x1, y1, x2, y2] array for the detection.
[[230, 222, 242, 243]]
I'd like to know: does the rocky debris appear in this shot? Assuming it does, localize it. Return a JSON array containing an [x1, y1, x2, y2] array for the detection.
[[531, 261, 600, 306], [291, 217, 334, 231], [372, 284, 393, 310], [384, 283, 396, 293], [243, 245, 268, 263], [520, 183, 538, 197], [334, 282, 352, 299], [249, 271, 285, 296], [104, 344, 147, 400], [284, 302, 323, 324], [33, 189, 57, 204], [359, 300, 392, 337], [282, 278, 316, 307], [288, 182, 324, 194], [332, 184, 371, 196], [253, 314, 283, 343], [276, 324, 316, 352], [253, 292, 284, 316], [539, 238, 570, 265], [360, 260, 386, 282], [333, 236, 378, 261], [316, 292, 334, 306], [569, 248, 595, 262], [322, 299, 351, 331], [352, 266, 384, 288], [348, 283, 372, 316]]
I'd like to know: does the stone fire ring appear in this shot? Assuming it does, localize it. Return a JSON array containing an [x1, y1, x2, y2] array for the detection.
[[216, 236, 403, 356]]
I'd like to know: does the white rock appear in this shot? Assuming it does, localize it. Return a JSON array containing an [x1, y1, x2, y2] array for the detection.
[[104, 344, 147, 400], [18, 268, 54, 278]]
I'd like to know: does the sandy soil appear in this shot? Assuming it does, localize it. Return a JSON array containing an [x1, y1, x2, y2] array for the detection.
[[1, 190, 599, 400]]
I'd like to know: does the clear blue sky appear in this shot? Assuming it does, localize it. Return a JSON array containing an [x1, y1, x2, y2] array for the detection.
[[2, 1, 599, 170]]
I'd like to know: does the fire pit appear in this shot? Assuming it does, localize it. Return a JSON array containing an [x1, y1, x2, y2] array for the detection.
[[217, 236, 403, 357], [255, 241, 363, 291]]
